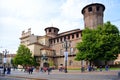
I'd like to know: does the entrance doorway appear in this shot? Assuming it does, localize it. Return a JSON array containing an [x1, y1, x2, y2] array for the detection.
[[43, 62, 49, 67]]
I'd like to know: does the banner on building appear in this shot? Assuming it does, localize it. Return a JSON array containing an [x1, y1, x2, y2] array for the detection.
[[3, 58, 7, 63], [64, 51, 68, 61]]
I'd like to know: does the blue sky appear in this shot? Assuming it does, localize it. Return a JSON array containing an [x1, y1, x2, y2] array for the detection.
[[0, 0, 120, 53]]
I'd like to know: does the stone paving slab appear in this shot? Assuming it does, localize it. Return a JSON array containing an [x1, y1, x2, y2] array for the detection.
[[0, 70, 120, 80]]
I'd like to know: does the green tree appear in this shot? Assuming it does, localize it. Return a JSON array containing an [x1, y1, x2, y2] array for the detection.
[[11, 59, 16, 67], [75, 22, 120, 65], [96, 22, 120, 64], [13, 45, 36, 68], [75, 28, 98, 65]]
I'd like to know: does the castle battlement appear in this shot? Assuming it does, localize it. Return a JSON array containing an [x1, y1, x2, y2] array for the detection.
[[20, 28, 32, 39]]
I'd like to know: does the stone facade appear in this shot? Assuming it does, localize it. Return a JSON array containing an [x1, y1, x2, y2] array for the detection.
[[19, 3, 120, 68], [20, 28, 83, 68]]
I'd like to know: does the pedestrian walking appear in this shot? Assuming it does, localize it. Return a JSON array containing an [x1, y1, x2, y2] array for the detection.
[[81, 65, 85, 72], [99, 66, 102, 71], [47, 67, 51, 75], [40, 67, 43, 72], [0, 66, 3, 76], [3, 67, 6, 74], [28, 67, 31, 74], [30, 67, 34, 74], [7, 67, 11, 74], [29, 66, 33, 74], [88, 65, 92, 72], [105, 65, 109, 71]]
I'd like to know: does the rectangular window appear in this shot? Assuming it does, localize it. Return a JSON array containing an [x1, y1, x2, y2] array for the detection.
[[69, 60, 73, 66], [53, 50, 56, 56], [76, 33, 79, 38], [60, 37, 62, 42], [70, 48, 74, 55], [60, 49, 63, 55], [68, 35, 70, 39], [54, 30, 56, 32], [57, 38, 59, 42], [72, 34, 74, 39], [54, 39, 55, 43], [88, 7, 92, 12], [96, 6, 100, 11]]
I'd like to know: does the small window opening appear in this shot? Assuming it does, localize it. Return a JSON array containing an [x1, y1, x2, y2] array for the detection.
[[57, 38, 59, 42], [96, 6, 100, 11], [88, 7, 92, 12], [49, 29, 51, 32], [72, 34, 74, 39], [76, 33, 79, 38], [54, 29, 56, 32], [68, 35, 70, 39]]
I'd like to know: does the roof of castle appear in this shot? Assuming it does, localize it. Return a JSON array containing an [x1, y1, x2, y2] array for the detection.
[[44, 27, 59, 31], [81, 3, 105, 14], [58, 28, 81, 36]]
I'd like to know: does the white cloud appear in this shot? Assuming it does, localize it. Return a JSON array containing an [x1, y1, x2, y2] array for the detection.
[[60, 0, 82, 19], [0, 0, 120, 53]]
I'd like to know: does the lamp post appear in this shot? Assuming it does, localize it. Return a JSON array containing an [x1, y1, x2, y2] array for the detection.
[[41, 54, 48, 67], [63, 39, 70, 73], [3, 49, 9, 74], [42, 54, 48, 62]]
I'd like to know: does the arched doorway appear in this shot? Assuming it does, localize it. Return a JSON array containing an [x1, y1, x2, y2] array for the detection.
[[43, 62, 49, 67]]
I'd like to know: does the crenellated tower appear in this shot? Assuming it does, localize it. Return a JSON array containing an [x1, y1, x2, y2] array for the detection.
[[45, 27, 59, 38], [82, 3, 105, 29]]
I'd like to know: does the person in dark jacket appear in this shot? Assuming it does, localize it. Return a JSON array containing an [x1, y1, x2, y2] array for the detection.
[[29, 66, 34, 74], [3, 67, 6, 75], [47, 67, 52, 75], [7, 67, 11, 74]]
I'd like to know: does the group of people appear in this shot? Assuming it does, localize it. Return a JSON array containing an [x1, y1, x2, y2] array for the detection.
[[24, 66, 34, 74], [87, 65, 97, 72], [58, 64, 65, 72], [3, 66, 11, 75], [81, 65, 96, 72], [40, 67, 52, 75], [99, 65, 109, 71], [81, 65, 109, 72], [23, 66, 52, 75]]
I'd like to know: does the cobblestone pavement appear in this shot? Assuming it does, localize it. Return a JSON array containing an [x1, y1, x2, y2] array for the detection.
[[0, 69, 120, 80]]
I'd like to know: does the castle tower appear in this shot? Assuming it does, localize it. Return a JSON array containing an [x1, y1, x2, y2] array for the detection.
[[82, 3, 105, 29], [45, 27, 59, 38]]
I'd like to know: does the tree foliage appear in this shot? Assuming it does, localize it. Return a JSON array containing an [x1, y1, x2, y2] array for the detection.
[[13, 45, 36, 67], [75, 21, 120, 65]]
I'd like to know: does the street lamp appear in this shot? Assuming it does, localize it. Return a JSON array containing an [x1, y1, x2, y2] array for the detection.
[[41, 54, 48, 62], [3, 49, 9, 74], [63, 39, 70, 73], [41, 54, 48, 67]]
